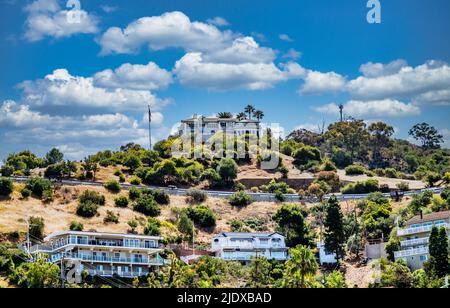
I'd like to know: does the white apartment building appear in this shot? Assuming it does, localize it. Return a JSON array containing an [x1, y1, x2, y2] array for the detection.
[[178, 115, 261, 141], [394, 210, 450, 270], [211, 232, 289, 262], [28, 231, 165, 278]]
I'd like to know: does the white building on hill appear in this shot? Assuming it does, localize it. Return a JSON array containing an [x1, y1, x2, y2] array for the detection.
[[211, 232, 289, 262]]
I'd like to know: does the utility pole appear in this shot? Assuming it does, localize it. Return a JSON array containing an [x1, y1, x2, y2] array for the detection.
[[148, 104, 152, 150], [60, 257, 65, 288]]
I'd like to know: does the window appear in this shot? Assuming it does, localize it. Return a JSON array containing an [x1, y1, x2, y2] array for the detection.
[[420, 255, 428, 262]]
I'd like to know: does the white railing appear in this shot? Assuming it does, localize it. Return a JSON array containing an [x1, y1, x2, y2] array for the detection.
[[52, 253, 165, 266], [400, 237, 429, 248], [49, 237, 160, 251], [397, 223, 449, 237], [394, 246, 429, 259], [86, 269, 149, 278]]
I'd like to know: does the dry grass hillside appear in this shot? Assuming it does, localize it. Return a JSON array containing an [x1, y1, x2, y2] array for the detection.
[[0, 184, 283, 245]]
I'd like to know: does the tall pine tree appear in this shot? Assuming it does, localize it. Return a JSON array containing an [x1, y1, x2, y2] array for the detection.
[[324, 196, 346, 263], [426, 227, 449, 278]]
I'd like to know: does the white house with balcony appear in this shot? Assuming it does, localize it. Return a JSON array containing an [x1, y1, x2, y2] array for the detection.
[[178, 115, 261, 142], [211, 232, 289, 262], [394, 210, 450, 270], [27, 231, 165, 278]]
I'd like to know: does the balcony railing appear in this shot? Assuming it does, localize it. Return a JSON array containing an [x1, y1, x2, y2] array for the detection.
[[394, 246, 429, 259], [51, 253, 165, 266], [86, 269, 150, 278], [400, 237, 429, 248], [397, 223, 449, 237], [49, 237, 160, 251]]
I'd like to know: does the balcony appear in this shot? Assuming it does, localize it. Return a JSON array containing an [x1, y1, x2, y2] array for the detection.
[[400, 237, 429, 248], [394, 246, 429, 259], [52, 253, 165, 266], [397, 223, 449, 237]]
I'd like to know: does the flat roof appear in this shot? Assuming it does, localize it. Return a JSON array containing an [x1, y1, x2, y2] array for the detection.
[[406, 210, 450, 226], [214, 232, 283, 239], [44, 231, 163, 242]]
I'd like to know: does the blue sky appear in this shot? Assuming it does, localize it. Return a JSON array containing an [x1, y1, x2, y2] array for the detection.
[[1, 0, 449, 160]]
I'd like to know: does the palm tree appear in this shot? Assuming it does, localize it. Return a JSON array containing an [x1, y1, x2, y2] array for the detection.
[[253, 110, 264, 121], [236, 112, 247, 121], [282, 245, 318, 288], [244, 105, 256, 119], [217, 112, 233, 119]]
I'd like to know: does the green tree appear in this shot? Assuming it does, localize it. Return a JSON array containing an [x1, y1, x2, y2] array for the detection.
[[273, 204, 312, 247], [324, 196, 346, 263], [247, 257, 273, 288], [326, 120, 369, 160], [217, 112, 233, 119], [217, 158, 238, 184], [326, 271, 348, 288], [144, 218, 161, 236], [0, 177, 14, 197], [244, 105, 256, 119], [28, 217, 45, 240], [124, 155, 143, 172], [178, 212, 195, 241], [10, 255, 60, 288], [368, 122, 394, 168], [426, 227, 449, 278], [45, 148, 64, 166], [409, 123, 444, 150], [253, 110, 265, 121], [282, 245, 318, 288]]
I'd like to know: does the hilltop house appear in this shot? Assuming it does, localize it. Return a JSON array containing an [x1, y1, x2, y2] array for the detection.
[[211, 232, 289, 262], [26, 231, 165, 278], [178, 114, 261, 141], [394, 210, 450, 270]]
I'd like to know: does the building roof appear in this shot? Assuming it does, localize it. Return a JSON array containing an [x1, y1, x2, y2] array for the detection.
[[182, 116, 260, 124], [213, 232, 284, 239], [44, 231, 163, 242], [406, 210, 450, 226]]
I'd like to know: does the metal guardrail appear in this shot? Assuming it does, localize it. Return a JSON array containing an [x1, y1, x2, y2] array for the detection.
[[9, 176, 444, 203]]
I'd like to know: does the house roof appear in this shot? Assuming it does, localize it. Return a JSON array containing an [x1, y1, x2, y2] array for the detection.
[[182, 116, 260, 124], [406, 210, 450, 226], [44, 231, 163, 242], [213, 232, 283, 239]]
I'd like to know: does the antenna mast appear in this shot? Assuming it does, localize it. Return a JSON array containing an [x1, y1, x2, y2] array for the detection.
[[148, 105, 152, 150]]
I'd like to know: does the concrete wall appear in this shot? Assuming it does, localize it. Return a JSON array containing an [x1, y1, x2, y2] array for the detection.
[[365, 243, 388, 260]]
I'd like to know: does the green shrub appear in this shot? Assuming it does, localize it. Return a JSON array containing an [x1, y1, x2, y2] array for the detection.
[[42, 189, 54, 202], [320, 159, 337, 172], [279, 165, 289, 178], [129, 187, 142, 200], [69, 221, 84, 231], [0, 165, 14, 177], [104, 211, 119, 224], [345, 165, 367, 175], [26, 177, 52, 197], [113, 169, 123, 176], [186, 205, 216, 228], [230, 220, 245, 232], [384, 168, 400, 179], [229, 191, 253, 207], [119, 174, 126, 183], [331, 149, 352, 168], [104, 180, 121, 193], [20, 187, 32, 199], [133, 195, 161, 217], [186, 189, 207, 204], [78, 190, 105, 206], [440, 187, 450, 201], [261, 179, 290, 194], [275, 190, 286, 202], [144, 218, 161, 236], [342, 179, 380, 194], [115, 196, 129, 208], [130, 176, 142, 185], [28, 217, 45, 240], [292, 146, 321, 166], [396, 182, 410, 192], [76, 201, 98, 218], [144, 189, 170, 205], [0, 177, 14, 197]]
